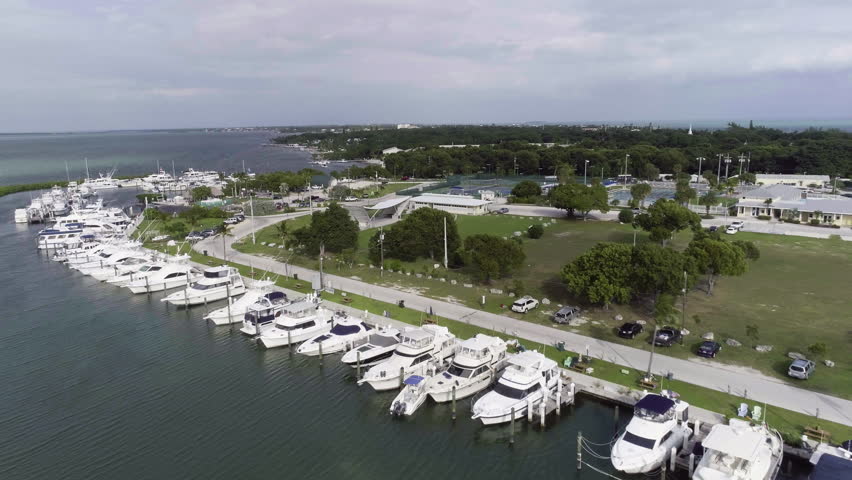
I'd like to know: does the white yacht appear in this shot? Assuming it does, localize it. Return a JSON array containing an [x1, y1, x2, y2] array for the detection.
[[51, 235, 99, 262], [87, 253, 153, 281], [425, 334, 508, 403], [81, 169, 119, 190], [358, 325, 457, 392], [390, 375, 430, 416], [204, 280, 282, 325], [295, 312, 371, 356], [610, 392, 692, 474], [234, 291, 291, 330], [340, 326, 401, 368], [36, 227, 83, 249], [254, 294, 333, 345], [106, 261, 165, 286], [65, 240, 141, 267], [15, 208, 29, 223], [73, 249, 145, 274], [161, 266, 246, 306], [693, 419, 783, 480], [126, 262, 199, 293], [471, 350, 560, 425]]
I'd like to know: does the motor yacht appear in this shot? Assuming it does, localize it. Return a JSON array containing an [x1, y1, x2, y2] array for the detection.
[[254, 294, 333, 346], [125, 262, 200, 293], [340, 326, 401, 368], [610, 392, 692, 474], [73, 249, 146, 275], [15, 208, 28, 223], [390, 375, 430, 416], [65, 240, 141, 267], [36, 227, 83, 250], [81, 170, 119, 190], [358, 325, 457, 392], [51, 235, 99, 262], [204, 280, 282, 325], [471, 350, 560, 425], [295, 312, 371, 356], [425, 334, 508, 403], [161, 266, 246, 306], [693, 419, 783, 480], [106, 261, 166, 286]]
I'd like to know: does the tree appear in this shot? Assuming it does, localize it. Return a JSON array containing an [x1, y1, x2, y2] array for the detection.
[[674, 178, 697, 205], [732, 240, 760, 260], [527, 224, 544, 239], [740, 172, 756, 185], [630, 244, 697, 299], [630, 183, 652, 208], [556, 163, 575, 184], [699, 190, 718, 215], [275, 220, 290, 248], [549, 183, 608, 220], [511, 180, 542, 198], [702, 170, 718, 188], [368, 208, 460, 263], [807, 342, 828, 357], [191, 186, 212, 201], [164, 220, 188, 239], [686, 237, 748, 294], [179, 205, 208, 227], [143, 207, 168, 221], [462, 234, 525, 282], [329, 184, 352, 200], [291, 203, 359, 254], [618, 208, 634, 223], [561, 243, 634, 308], [654, 293, 677, 324], [634, 199, 701, 245]]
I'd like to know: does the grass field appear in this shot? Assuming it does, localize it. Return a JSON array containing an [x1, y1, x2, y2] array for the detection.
[[150, 240, 852, 442], [234, 214, 852, 399]]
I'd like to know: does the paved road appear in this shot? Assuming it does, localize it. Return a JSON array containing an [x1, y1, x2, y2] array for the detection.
[[195, 213, 852, 427]]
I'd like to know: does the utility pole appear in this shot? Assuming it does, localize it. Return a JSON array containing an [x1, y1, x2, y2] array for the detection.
[[250, 193, 256, 244], [646, 325, 659, 379], [738, 154, 745, 176], [319, 243, 325, 291], [681, 271, 687, 345], [379, 228, 385, 277], [746, 152, 751, 173], [443, 216, 448, 269], [724, 154, 732, 180], [623, 154, 630, 188], [716, 153, 723, 184], [513, 156, 518, 176], [695, 157, 705, 186], [584, 160, 589, 185]]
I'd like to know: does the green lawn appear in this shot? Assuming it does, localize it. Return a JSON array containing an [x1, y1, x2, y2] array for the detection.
[[234, 214, 852, 399], [148, 240, 852, 442]]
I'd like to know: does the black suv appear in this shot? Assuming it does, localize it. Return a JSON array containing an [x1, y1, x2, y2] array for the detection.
[[697, 341, 722, 358], [653, 326, 682, 347], [617, 322, 644, 339]]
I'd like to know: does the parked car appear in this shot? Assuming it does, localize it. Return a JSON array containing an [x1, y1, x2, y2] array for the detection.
[[495, 207, 509, 214], [617, 322, 644, 339], [224, 217, 239, 224], [788, 359, 816, 380], [201, 229, 217, 238], [653, 326, 682, 346], [697, 341, 722, 358], [725, 226, 738, 235], [511, 296, 539, 313], [234, 214, 245, 222], [708, 226, 718, 232], [730, 220, 745, 230], [553, 306, 581, 324], [344, 196, 358, 202], [632, 208, 642, 215], [185, 231, 204, 242]]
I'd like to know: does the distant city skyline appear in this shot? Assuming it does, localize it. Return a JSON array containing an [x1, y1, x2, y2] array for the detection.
[[3, 1, 851, 132]]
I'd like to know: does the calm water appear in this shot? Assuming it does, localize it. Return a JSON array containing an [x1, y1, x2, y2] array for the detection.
[[0, 130, 334, 185]]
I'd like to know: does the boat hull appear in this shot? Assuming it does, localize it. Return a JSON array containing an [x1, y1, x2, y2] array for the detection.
[[428, 374, 493, 403], [259, 326, 329, 348], [127, 277, 191, 294], [162, 285, 246, 306]]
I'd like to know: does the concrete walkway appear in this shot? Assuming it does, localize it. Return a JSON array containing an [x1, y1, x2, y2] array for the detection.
[[194, 213, 852, 427]]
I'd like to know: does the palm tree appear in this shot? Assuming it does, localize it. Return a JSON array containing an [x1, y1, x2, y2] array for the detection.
[[220, 221, 234, 262], [275, 220, 290, 248]]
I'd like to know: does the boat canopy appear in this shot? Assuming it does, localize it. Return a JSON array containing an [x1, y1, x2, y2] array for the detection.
[[265, 291, 286, 302], [702, 426, 766, 460], [811, 454, 852, 480], [635, 394, 675, 415], [404, 375, 425, 386]]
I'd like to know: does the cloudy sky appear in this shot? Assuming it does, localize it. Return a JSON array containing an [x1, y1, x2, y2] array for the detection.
[[3, 0, 852, 131]]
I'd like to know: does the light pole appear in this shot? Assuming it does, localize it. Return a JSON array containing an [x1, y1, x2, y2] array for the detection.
[[379, 228, 384, 277], [716, 153, 723, 185], [746, 152, 751, 173], [738, 154, 745, 176], [696, 157, 705, 186], [724, 154, 732, 180], [623, 154, 630, 188], [681, 271, 687, 345], [584, 160, 589, 185]]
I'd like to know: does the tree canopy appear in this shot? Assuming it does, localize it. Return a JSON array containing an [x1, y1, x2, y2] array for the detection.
[[462, 234, 525, 282], [549, 183, 609, 219], [634, 199, 701, 245], [291, 203, 359, 254], [368, 208, 460, 264], [630, 183, 652, 208], [511, 180, 542, 198], [561, 243, 633, 308]]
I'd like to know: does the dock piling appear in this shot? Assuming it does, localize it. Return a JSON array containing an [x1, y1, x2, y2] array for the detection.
[[670, 446, 676, 471], [539, 400, 545, 428], [527, 398, 533, 422], [693, 419, 701, 436], [576, 431, 582, 470], [688, 453, 695, 478], [356, 351, 361, 379], [661, 456, 666, 480], [399, 366, 404, 389], [451, 386, 457, 421], [556, 377, 562, 416], [319, 341, 323, 364], [287, 329, 292, 347], [510, 407, 515, 445]]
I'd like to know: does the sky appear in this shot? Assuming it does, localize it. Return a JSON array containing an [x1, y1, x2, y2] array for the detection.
[[2, 0, 852, 132]]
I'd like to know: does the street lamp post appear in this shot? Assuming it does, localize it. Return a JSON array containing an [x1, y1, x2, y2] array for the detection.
[[681, 271, 687, 345], [738, 154, 745, 176], [584, 160, 589, 185], [716, 154, 723, 184], [696, 157, 705, 186], [623, 154, 630, 188]]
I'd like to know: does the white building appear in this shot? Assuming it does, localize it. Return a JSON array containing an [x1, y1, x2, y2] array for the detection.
[[756, 174, 830, 188], [396, 124, 418, 129], [381, 147, 403, 155], [410, 194, 492, 216], [735, 184, 852, 226]]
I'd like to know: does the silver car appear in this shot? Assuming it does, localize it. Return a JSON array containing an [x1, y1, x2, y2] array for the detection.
[[788, 359, 815, 379]]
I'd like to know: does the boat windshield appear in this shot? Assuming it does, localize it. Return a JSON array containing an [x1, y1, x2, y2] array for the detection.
[[493, 381, 539, 400], [622, 431, 656, 450], [192, 281, 228, 290], [330, 324, 361, 336], [203, 269, 229, 279], [368, 334, 398, 348], [447, 364, 474, 378]]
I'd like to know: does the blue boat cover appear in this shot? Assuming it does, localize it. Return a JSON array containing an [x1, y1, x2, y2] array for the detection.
[[265, 291, 286, 301], [811, 454, 852, 480], [404, 375, 425, 386], [635, 394, 675, 414]]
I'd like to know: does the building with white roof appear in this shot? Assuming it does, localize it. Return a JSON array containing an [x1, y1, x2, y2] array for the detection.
[[756, 174, 830, 188], [735, 184, 852, 226], [410, 193, 492, 216], [381, 147, 403, 155]]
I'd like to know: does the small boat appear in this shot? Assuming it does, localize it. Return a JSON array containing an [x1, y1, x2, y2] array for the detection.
[[809, 443, 852, 480], [14, 209, 28, 223], [160, 266, 246, 305], [693, 419, 783, 480], [125, 261, 199, 293], [295, 312, 371, 356], [390, 375, 429, 416], [471, 350, 560, 425], [425, 334, 508, 403], [203, 280, 280, 325], [51, 235, 99, 262], [340, 326, 401, 368], [358, 325, 456, 392], [253, 293, 332, 345], [610, 392, 692, 474], [36, 227, 83, 249]]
